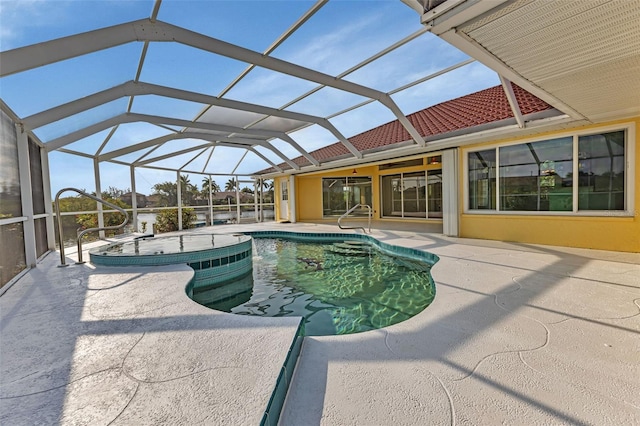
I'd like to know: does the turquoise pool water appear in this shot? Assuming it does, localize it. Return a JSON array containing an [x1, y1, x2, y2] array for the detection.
[[191, 235, 436, 336]]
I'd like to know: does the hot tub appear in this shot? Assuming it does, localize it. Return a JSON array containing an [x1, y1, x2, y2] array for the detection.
[[89, 233, 252, 288]]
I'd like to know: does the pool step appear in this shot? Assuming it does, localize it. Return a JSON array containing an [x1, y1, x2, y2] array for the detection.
[[327, 242, 372, 257], [342, 240, 369, 247]]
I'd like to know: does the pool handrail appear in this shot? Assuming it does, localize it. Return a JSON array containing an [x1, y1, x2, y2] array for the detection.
[[337, 203, 371, 234], [54, 187, 129, 266]]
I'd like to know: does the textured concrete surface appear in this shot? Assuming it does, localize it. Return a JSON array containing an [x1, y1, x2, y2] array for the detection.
[[2, 223, 639, 425], [279, 225, 640, 425], [0, 234, 300, 425]]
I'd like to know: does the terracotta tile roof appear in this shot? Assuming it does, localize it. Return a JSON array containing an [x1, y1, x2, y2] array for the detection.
[[256, 84, 554, 174]]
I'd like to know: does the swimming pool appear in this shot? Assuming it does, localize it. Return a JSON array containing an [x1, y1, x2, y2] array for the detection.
[[191, 232, 438, 336]]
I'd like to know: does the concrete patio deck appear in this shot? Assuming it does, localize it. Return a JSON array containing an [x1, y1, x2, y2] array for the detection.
[[0, 231, 301, 425], [1, 222, 639, 425]]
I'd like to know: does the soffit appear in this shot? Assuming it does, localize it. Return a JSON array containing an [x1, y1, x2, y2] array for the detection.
[[458, 0, 640, 122]]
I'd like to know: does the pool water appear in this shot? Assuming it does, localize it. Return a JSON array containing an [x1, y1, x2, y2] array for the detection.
[[192, 237, 435, 336], [92, 233, 247, 256]]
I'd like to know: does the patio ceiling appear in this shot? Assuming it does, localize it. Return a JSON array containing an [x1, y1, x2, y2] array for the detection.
[[1, 0, 636, 181]]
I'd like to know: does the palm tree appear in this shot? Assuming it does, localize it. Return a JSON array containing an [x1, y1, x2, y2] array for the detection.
[[152, 181, 178, 206], [178, 174, 198, 205], [201, 177, 220, 194], [260, 179, 274, 202], [225, 178, 236, 192]]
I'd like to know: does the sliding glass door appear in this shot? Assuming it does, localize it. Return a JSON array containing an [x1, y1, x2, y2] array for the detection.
[[381, 170, 442, 218], [322, 177, 372, 217]]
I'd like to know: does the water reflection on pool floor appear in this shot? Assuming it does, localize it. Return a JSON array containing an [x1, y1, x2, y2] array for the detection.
[[192, 237, 435, 336]]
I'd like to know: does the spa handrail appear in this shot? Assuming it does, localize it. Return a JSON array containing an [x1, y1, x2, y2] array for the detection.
[[55, 187, 129, 266], [337, 204, 371, 234]]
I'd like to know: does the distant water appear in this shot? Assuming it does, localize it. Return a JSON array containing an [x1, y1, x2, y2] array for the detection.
[[57, 208, 274, 247]]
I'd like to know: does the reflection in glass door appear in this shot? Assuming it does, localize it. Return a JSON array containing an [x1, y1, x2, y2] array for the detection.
[[279, 180, 289, 221], [381, 170, 442, 218], [427, 170, 442, 218], [403, 172, 426, 217], [322, 177, 372, 217]]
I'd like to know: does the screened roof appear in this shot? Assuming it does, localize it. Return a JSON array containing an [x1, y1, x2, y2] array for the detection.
[[2, 0, 637, 193], [0, 0, 500, 190]]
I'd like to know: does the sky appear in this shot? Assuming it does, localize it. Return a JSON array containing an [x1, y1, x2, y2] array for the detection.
[[0, 0, 499, 197]]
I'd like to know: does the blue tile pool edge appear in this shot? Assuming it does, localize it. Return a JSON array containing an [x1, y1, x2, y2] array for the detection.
[[260, 319, 305, 426]]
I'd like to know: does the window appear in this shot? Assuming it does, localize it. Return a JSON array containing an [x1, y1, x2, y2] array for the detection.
[[499, 137, 573, 211], [0, 110, 22, 219], [468, 149, 496, 210], [0, 110, 26, 288], [578, 131, 625, 210], [0, 223, 27, 288], [29, 138, 46, 215], [466, 128, 631, 214]]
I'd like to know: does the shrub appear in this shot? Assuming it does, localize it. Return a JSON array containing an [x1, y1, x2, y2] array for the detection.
[[76, 198, 130, 237], [154, 208, 196, 233]]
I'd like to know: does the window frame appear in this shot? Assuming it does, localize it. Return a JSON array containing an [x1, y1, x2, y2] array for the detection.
[[463, 123, 635, 216]]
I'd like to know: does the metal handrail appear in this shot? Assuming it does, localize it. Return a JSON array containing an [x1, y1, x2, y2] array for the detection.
[[55, 188, 129, 266], [337, 203, 371, 234]]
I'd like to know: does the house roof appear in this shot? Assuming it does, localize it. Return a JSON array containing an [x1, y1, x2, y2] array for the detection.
[[255, 83, 555, 174]]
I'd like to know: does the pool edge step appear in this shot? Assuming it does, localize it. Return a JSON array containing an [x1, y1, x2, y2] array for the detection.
[[260, 318, 305, 426]]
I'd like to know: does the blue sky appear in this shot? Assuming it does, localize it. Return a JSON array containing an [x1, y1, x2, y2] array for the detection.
[[0, 0, 498, 196]]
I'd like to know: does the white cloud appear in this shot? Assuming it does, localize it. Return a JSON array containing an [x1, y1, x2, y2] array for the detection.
[[282, 12, 382, 74]]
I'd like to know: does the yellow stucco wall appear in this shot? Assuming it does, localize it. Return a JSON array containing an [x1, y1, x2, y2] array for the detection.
[[295, 166, 379, 220], [459, 117, 640, 252], [274, 176, 286, 221]]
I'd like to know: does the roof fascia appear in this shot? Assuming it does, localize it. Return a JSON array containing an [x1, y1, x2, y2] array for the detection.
[[417, 0, 588, 121], [422, 0, 504, 34]]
